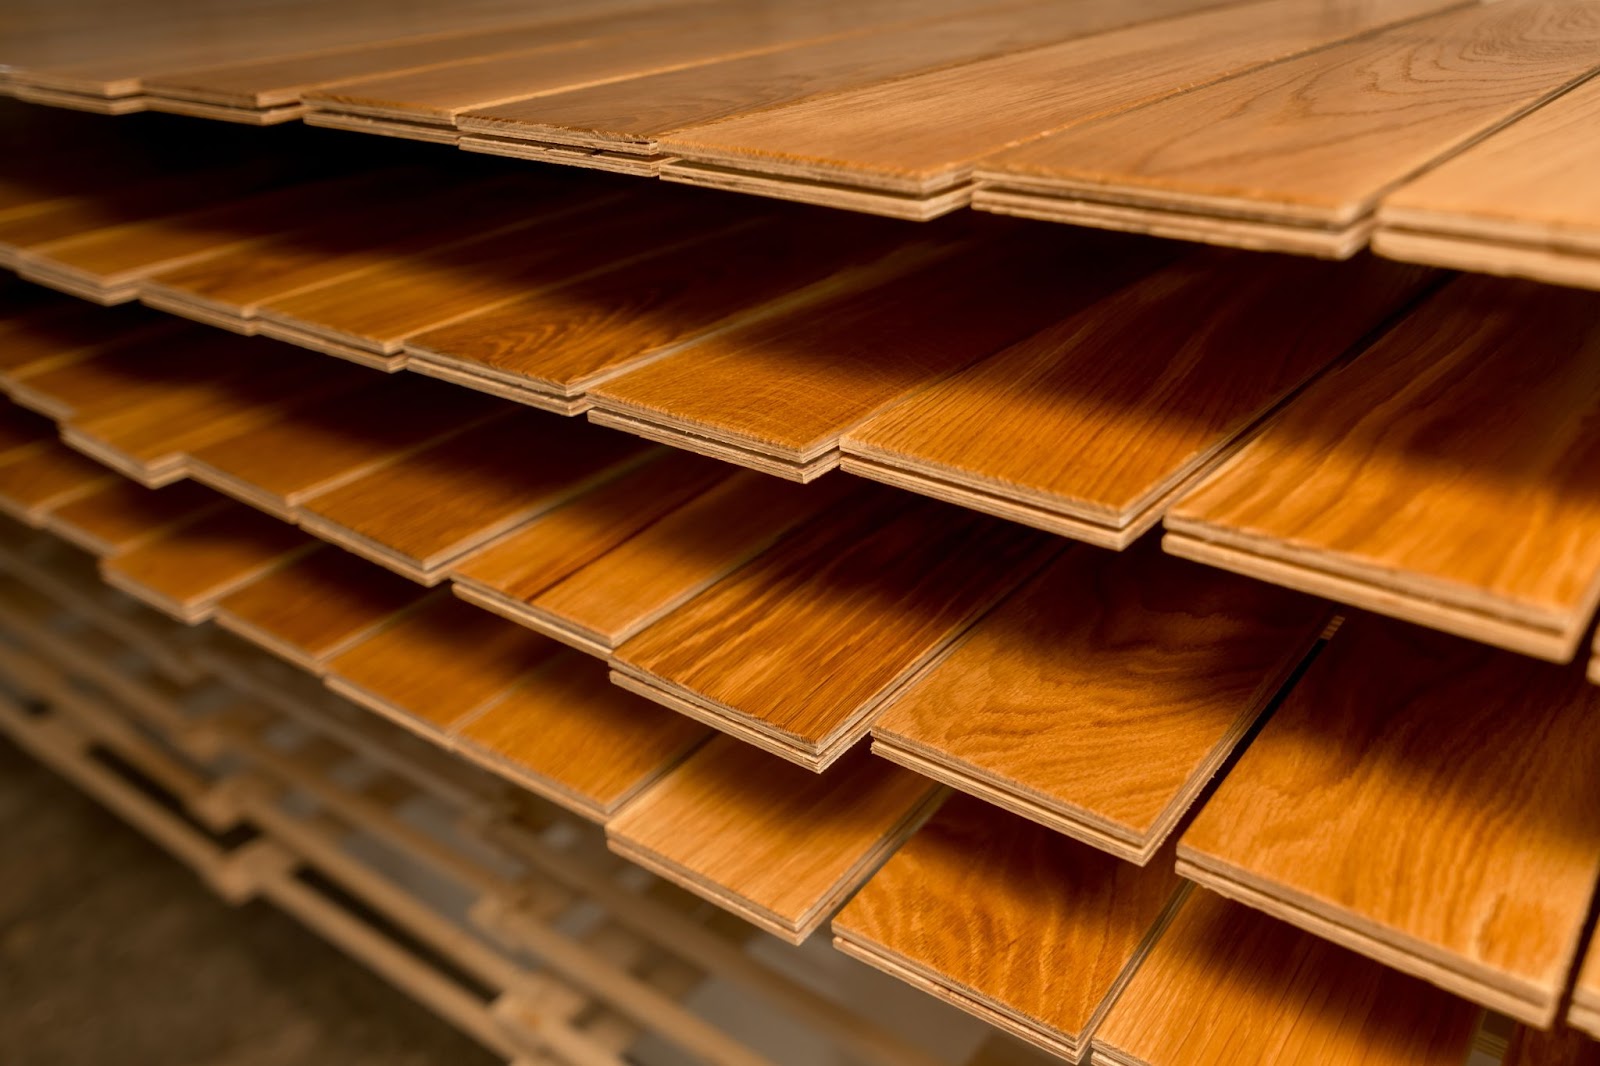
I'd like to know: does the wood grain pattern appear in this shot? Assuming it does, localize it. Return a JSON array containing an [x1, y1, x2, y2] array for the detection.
[[975, 2, 1600, 256], [451, 647, 711, 820], [457, 466, 853, 655], [1178, 616, 1600, 1026], [186, 374, 509, 519], [298, 411, 653, 583], [588, 229, 1174, 480], [842, 252, 1435, 545], [1575, 941, 1600, 1038], [871, 542, 1327, 863], [612, 491, 1060, 769], [1167, 275, 1600, 662], [44, 479, 226, 557], [833, 795, 1186, 1061], [1376, 70, 1600, 289], [606, 735, 943, 942], [404, 210, 918, 413], [100, 502, 318, 622], [658, 0, 1459, 217], [212, 544, 428, 672], [1092, 890, 1484, 1066], [0, 437, 119, 524], [322, 593, 559, 739]]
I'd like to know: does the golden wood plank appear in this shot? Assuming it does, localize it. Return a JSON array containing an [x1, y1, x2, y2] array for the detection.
[[44, 479, 227, 557]]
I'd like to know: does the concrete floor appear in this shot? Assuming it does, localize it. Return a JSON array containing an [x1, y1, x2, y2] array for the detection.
[[0, 735, 500, 1066]]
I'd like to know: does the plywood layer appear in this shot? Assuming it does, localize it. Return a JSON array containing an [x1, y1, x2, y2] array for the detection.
[[1576, 940, 1600, 1038], [1178, 616, 1600, 1026], [872, 542, 1328, 863], [1167, 275, 1600, 663], [834, 795, 1186, 1062]]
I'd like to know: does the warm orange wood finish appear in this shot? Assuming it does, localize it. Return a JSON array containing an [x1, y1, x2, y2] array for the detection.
[[0, 438, 118, 524], [613, 492, 1059, 769], [607, 735, 943, 942], [100, 503, 317, 622], [44, 479, 225, 557], [297, 412, 652, 583], [0, 399, 58, 459], [1575, 942, 1600, 1038], [872, 543, 1327, 863], [843, 252, 1436, 544], [834, 796, 1185, 1061], [0, 300, 172, 382], [404, 210, 919, 413], [186, 375, 509, 519], [212, 545, 427, 672], [588, 229, 1175, 480], [459, 468, 853, 655], [1167, 276, 1600, 662], [976, 2, 1600, 256], [452, 647, 711, 820], [1093, 890, 1484, 1066], [1179, 616, 1600, 1026], [322, 593, 558, 738], [659, 0, 1459, 216], [1376, 70, 1600, 290]]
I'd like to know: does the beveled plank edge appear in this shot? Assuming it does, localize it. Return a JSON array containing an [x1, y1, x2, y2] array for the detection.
[[452, 582, 613, 658], [146, 96, 305, 125], [1373, 227, 1600, 292], [1570, 998, 1600, 1040], [460, 136, 670, 177], [1161, 531, 1585, 663], [1172, 854, 1559, 1028], [660, 160, 970, 221], [303, 109, 462, 144], [407, 356, 590, 415], [587, 408, 834, 481]]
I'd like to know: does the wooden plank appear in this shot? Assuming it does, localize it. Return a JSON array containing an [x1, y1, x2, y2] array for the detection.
[[1177, 616, 1600, 1026], [834, 795, 1186, 1062], [186, 374, 509, 519], [61, 350, 372, 487], [1575, 940, 1600, 1038], [587, 229, 1175, 481], [871, 542, 1328, 864], [212, 545, 429, 673], [100, 502, 319, 622], [297, 411, 654, 584], [1375, 71, 1600, 290], [44, 479, 226, 557], [611, 491, 1060, 770], [658, 0, 1461, 219], [975, 3, 1600, 257], [1166, 275, 1600, 663], [453, 0, 1229, 165], [1503, 1027, 1600, 1066], [606, 736, 944, 943], [1091, 890, 1485, 1066], [0, 438, 122, 525], [454, 466, 853, 656], [452, 647, 712, 821], [404, 210, 919, 414], [0, 299, 174, 387], [322, 593, 561, 742], [842, 252, 1436, 545], [252, 185, 741, 370]]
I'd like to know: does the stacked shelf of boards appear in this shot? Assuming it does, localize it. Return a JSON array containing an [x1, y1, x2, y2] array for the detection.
[[5, 4, 1600, 1064]]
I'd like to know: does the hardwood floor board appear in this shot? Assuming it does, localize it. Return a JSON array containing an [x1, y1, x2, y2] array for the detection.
[[455, 136, 674, 175], [587, 229, 1175, 477], [658, 0, 1460, 217], [1503, 1027, 1600, 1066], [870, 542, 1328, 864], [1091, 890, 1486, 1066], [1177, 616, 1600, 1026], [297, 411, 654, 584], [842, 253, 1435, 544], [1166, 275, 1600, 663], [606, 736, 944, 943], [0, 300, 174, 389], [403, 210, 922, 410], [657, 160, 978, 221], [1376, 71, 1600, 288], [212, 545, 429, 674], [456, 468, 854, 656], [1575, 941, 1600, 1038], [834, 796, 1186, 1063], [450, 647, 711, 821], [43, 479, 227, 557], [301, 109, 465, 144], [612, 492, 1061, 770], [322, 592, 561, 742], [975, 3, 1600, 256], [452, 0, 1229, 157], [185, 375, 510, 520], [253, 185, 739, 363], [100, 502, 319, 623], [0, 439, 120, 525]]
